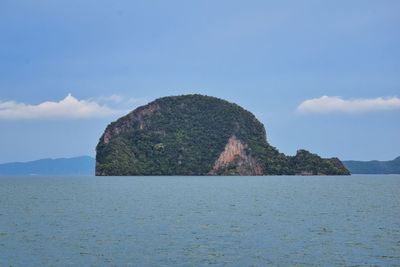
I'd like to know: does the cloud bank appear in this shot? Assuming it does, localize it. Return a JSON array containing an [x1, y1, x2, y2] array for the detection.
[[0, 94, 122, 120], [297, 96, 400, 114]]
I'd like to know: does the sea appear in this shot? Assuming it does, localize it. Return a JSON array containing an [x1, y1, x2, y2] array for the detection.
[[0, 175, 399, 266]]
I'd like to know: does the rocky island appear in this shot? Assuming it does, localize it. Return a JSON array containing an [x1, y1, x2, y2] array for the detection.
[[96, 94, 349, 176]]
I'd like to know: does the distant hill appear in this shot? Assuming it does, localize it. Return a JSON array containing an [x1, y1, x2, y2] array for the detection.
[[0, 156, 95, 176], [343, 157, 400, 174]]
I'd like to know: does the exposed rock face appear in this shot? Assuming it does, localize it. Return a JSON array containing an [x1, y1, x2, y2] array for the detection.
[[211, 135, 262, 175], [102, 103, 159, 144]]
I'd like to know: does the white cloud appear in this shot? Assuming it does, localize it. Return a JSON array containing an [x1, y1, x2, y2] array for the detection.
[[0, 94, 123, 120], [297, 96, 400, 114]]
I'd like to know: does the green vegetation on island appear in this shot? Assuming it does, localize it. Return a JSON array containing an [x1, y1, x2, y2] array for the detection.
[[96, 94, 350, 176]]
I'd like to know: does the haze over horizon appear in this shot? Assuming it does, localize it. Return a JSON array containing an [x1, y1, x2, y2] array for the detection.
[[1, 1, 399, 163]]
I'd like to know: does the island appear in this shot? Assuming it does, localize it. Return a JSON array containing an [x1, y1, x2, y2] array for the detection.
[[96, 94, 350, 176]]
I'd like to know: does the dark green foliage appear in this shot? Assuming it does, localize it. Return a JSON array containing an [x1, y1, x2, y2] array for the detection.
[[288, 150, 350, 175], [96, 94, 350, 176]]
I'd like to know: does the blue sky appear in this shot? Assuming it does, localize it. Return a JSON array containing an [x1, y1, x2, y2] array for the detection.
[[0, 0, 399, 162]]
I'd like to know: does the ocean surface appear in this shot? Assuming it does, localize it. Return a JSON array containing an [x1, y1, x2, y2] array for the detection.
[[0, 175, 399, 266]]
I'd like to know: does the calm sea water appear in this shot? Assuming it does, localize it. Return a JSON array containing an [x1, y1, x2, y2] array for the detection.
[[0, 175, 399, 266]]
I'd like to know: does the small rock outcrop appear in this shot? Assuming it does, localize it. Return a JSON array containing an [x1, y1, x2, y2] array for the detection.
[[96, 94, 350, 176]]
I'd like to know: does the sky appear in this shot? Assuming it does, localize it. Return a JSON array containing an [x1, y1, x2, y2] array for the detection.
[[0, 0, 399, 163]]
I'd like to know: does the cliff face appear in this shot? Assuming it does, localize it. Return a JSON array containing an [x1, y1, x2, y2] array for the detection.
[[102, 103, 159, 144], [211, 135, 262, 175], [96, 94, 350, 176]]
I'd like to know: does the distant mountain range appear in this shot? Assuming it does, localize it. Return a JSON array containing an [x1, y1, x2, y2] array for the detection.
[[343, 157, 400, 174], [0, 155, 399, 176], [0, 156, 95, 176]]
